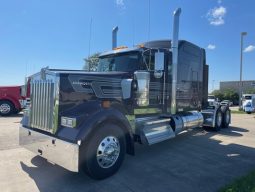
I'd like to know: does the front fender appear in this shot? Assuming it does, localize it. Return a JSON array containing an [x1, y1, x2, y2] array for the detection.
[[76, 107, 134, 155], [0, 96, 21, 110]]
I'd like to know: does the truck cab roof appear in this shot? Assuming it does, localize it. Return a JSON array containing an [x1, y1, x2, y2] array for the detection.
[[99, 40, 204, 57]]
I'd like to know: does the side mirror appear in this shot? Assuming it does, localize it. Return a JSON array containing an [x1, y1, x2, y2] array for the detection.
[[155, 52, 164, 71], [154, 52, 164, 78]]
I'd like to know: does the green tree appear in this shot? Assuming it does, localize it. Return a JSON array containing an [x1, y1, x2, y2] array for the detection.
[[246, 88, 255, 94], [211, 90, 224, 101], [211, 88, 239, 104], [222, 88, 239, 104], [83, 52, 101, 71]]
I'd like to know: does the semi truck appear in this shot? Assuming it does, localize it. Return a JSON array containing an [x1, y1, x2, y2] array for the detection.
[[19, 8, 231, 179], [242, 94, 255, 113], [0, 85, 27, 116], [207, 95, 219, 106]]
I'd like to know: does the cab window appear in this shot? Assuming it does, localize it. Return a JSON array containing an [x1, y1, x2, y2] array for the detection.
[[98, 52, 140, 72]]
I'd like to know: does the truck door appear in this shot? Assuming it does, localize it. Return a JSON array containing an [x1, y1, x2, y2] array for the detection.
[[141, 50, 166, 114]]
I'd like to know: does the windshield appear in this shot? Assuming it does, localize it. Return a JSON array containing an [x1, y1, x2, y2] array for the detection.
[[98, 52, 140, 72], [208, 96, 215, 99], [244, 96, 252, 100]]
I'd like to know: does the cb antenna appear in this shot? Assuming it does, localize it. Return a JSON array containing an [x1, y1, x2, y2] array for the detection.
[[88, 18, 92, 57]]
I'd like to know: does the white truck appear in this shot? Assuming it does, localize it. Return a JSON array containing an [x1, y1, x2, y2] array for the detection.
[[208, 95, 219, 106], [242, 94, 255, 113]]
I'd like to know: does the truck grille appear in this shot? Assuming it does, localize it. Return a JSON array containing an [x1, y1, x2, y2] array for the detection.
[[30, 79, 58, 133]]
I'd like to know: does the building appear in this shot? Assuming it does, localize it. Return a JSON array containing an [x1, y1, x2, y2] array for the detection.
[[220, 80, 255, 93]]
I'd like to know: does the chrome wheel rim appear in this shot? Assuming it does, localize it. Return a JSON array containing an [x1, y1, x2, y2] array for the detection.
[[0, 103, 11, 114], [225, 110, 230, 124], [217, 112, 222, 127], [97, 136, 120, 169]]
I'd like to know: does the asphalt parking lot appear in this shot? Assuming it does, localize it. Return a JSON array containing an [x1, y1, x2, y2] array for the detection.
[[0, 113, 255, 192]]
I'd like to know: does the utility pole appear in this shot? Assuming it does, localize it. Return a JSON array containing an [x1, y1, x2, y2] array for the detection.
[[212, 80, 215, 92], [239, 32, 247, 109]]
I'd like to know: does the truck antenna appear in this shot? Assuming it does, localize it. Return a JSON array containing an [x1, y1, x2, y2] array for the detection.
[[147, 0, 151, 42], [88, 18, 93, 57]]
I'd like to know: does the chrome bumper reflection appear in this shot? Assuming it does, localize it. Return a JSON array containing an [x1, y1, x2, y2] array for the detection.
[[19, 125, 79, 172]]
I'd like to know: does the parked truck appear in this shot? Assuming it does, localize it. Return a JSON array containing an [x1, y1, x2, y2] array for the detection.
[[242, 94, 255, 113], [19, 8, 231, 179], [207, 95, 219, 106], [0, 85, 27, 116]]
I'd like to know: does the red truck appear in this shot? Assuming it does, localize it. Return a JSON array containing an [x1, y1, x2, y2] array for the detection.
[[0, 85, 28, 116]]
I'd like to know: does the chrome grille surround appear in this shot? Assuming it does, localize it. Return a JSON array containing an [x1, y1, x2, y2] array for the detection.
[[30, 74, 60, 133]]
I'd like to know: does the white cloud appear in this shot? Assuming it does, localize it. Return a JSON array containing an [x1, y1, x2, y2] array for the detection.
[[244, 45, 255, 53], [115, 0, 126, 10], [207, 6, 226, 26], [207, 44, 216, 50]]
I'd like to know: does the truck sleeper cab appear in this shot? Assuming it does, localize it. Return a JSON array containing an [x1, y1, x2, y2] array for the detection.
[[20, 40, 231, 179], [20, 9, 231, 179]]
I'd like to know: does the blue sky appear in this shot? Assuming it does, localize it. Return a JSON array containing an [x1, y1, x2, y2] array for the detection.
[[0, 0, 254, 92]]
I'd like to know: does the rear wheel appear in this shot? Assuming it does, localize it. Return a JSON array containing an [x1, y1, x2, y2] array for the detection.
[[221, 106, 231, 128], [80, 123, 126, 180], [214, 109, 223, 131], [0, 101, 14, 116]]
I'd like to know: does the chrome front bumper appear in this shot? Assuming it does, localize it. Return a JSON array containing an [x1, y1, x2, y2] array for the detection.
[[19, 125, 79, 172]]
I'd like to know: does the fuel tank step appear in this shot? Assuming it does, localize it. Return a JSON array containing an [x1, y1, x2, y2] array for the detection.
[[139, 118, 175, 145]]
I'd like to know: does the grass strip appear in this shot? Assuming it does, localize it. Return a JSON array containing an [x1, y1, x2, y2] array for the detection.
[[220, 170, 255, 192]]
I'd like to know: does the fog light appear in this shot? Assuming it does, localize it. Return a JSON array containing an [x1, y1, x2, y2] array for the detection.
[[61, 117, 76, 128]]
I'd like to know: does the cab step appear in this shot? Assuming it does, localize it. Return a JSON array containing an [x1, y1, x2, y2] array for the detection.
[[139, 118, 175, 145]]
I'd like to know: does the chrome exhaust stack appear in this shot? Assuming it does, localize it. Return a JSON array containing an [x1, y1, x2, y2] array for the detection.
[[171, 8, 181, 114], [112, 26, 119, 50]]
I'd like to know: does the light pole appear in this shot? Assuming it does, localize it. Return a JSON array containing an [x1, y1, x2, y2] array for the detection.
[[239, 32, 247, 109]]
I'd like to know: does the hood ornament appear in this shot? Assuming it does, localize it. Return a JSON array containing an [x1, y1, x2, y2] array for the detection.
[[40, 66, 49, 80]]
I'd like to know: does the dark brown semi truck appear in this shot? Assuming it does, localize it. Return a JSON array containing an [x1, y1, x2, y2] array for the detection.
[[20, 8, 231, 179]]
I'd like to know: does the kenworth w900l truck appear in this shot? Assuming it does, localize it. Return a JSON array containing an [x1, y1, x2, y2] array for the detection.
[[20, 8, 231, 179]]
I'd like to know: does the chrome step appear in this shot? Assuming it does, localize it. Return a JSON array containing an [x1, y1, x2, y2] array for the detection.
[[140, 119, 175, 145]]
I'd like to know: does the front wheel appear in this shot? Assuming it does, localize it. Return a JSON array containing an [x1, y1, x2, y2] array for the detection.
[[80, 123, 126, 180], [0, 101, 14, 116]]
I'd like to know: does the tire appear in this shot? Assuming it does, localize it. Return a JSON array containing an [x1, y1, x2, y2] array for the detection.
[[80, 123, 126, 180], [221, 106, 231, 128], [0, 100, 14, 116], [214, 108, 223, 131]]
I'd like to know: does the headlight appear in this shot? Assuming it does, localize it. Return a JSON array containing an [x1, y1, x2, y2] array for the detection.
[[61, 117, 77, 128]]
